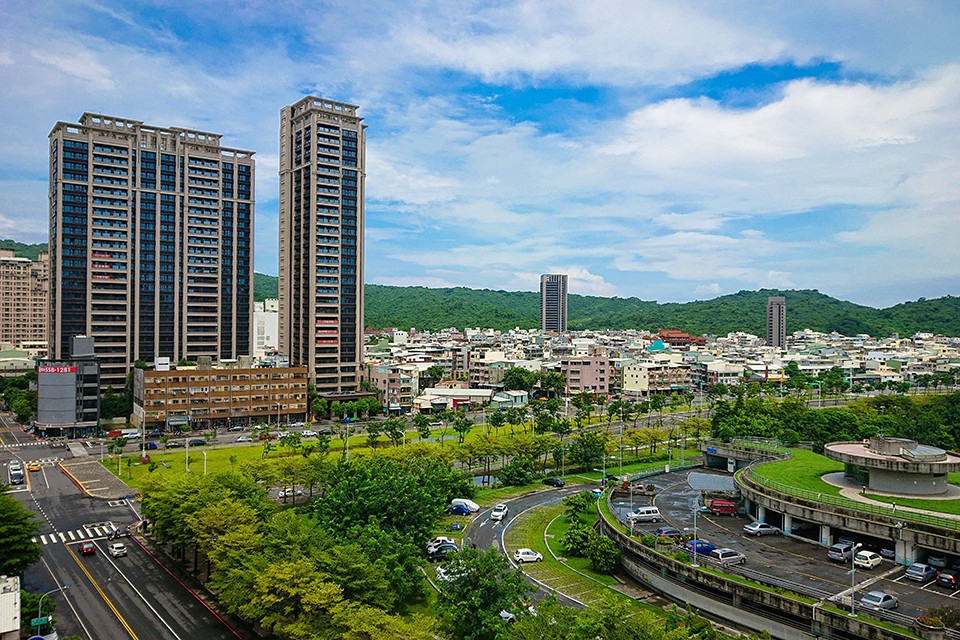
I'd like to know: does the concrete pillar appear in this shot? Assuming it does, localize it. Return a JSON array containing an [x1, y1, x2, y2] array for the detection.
[[896, 539, 915, 565], [783, 513, 793, 535], [757, 505, 766, 523], [820, 524, 831, 547], [732, 593, 742, 608]]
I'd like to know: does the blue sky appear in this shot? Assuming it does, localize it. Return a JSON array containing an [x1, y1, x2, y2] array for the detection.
[[1, 1, 959, 308]]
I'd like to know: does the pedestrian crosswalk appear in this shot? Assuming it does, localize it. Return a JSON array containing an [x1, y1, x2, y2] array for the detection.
[[1, 441, 47, 448], [33, 521, 120, 546]]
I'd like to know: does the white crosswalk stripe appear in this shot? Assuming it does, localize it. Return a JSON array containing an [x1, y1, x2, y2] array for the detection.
[[67, 531, 75, 541], [39, 535, 47, 544], [58, 532, 66, 543]]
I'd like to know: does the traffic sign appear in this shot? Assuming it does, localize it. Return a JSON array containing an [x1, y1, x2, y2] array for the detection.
[[30, 616, 48, 627]]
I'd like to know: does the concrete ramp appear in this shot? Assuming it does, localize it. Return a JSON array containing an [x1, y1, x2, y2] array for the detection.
[[67, 442, 90, 457]]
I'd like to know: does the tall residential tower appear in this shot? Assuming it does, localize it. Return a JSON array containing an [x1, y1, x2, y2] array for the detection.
[[766, 295, 786, 348], [279, 97, 365, 392], [49, 114, 255, 386], [540, 274, 568, 333]]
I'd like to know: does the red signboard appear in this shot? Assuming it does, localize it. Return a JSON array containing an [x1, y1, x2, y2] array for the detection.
[[39, 365, 77, 374]]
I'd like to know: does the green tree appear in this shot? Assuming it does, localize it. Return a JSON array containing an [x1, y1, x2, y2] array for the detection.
[[451, 409, 474, 444], [413, 413, 432, 441], [498, 456, 533, 486], [567, 431, 607, 470], [382, 416, 406, 446], [0, 487, 42, 574], [586, 533, 620, 572], [438, 547, 532, 640], [503, 367, 537, 392]]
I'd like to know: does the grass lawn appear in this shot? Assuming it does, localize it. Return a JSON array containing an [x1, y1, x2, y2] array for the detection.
[[749, 448, 844, 495], [543, 510, 618, 586], [864, 492, 960, 515]]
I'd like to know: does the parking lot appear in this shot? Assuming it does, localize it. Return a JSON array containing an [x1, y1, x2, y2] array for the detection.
[[611, 468, 960, 620]]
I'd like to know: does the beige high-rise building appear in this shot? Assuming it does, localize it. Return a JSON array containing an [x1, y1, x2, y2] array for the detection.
[[49, 113, 255, 387], [0, 249, 49, 352], [279, 97, 365, 393], [766, 296, 786, 349]]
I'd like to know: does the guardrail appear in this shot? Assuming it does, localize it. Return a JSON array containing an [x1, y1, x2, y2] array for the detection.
[[738, 465, 960, 533]]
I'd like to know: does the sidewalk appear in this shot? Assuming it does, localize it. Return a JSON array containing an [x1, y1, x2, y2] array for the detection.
[[823, 472, 960, 521]]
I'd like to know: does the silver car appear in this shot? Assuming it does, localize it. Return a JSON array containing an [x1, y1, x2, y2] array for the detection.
[[859, 590, 898, 610]]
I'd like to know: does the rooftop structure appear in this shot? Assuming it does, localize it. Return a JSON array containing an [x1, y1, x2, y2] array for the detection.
[[824, 437, 960, 496]]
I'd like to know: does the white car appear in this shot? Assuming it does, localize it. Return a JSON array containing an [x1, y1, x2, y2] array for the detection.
[[435, 563, 466, 583], [854, 550, 883, 569], [709, 548, 746, 565], [490, 504, 508, 522], [237, 435, 253, 442], [108, 542, 127, 558], [301, 430, 317, 437], [513, 548, 543, 563], [278, 487, 304, 498], [426, 536, 456, 554]]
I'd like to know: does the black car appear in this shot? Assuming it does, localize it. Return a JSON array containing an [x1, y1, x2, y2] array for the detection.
[[427, 543, 459, 562], [654, 526, 683, 540], [165, 441, 183, 448], [542, 477, 565, 487], [937, 569, 959, 589], [188, 439, 207, 446]]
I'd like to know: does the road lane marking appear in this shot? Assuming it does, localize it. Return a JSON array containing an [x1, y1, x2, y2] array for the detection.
[[58, 532, 66, 543], [68, 544, 139, 639], [67, 531, 76, 540]]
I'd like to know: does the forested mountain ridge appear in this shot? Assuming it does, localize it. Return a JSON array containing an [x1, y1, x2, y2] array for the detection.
[[241, 273, 960, 337], [6, 239, 955, 337]]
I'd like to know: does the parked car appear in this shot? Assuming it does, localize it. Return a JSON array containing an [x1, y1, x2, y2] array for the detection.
[[708, 499, 738, 516], [426, 536, 456, 554], [435, 564, 466, 583], [626, 507, 661, 523], [854, 551, 883, 570], [145, 441, 158, 450], [447, 504, 472, 516], [827, 543, 855, 562], [9, 460, 22, 472], [165, 441, 183, 448], [654, 526, 683, 540], [450, 498, 480, 513], [686, 539, 716, 555], [188, 439, 207, 446], [79, 541, 96, 556], [542, 477, 565, 487], [427, 543, 459, 562], [278, 487, 304, 498], [237, 435, 253, 442], [108, 542, 127, 558], [513, 548, 543, 563], [905, 562, 938, 582], [490, 504, 509, 522], [936, 569, 959, 589], [743, 521, 781, 536], [709, 548, 746, 565], [859, 590, 899, 610], [927, 554, 948, 569], [228, 425, 244, 432], [880, 547, 896, 560]]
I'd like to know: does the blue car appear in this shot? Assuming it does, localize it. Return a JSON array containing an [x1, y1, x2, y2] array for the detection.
[[447, 504, 472, 516], [686, 539, 716, 555]]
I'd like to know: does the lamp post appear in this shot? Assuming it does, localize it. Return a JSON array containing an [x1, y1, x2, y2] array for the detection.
[[692, 496, 701, 567], [185, 437, 190, 473], [201, 450, 207, 476], [37, 584, 70, 635], [849, 543, 863, 616]]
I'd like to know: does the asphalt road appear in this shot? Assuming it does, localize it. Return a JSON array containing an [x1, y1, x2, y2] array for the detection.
[[2, 412, 246, 640]]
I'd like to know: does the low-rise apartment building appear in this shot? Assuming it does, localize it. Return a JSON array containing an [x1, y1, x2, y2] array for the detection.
[[133, 363, 308, 431], [561, 356, 610, 395]]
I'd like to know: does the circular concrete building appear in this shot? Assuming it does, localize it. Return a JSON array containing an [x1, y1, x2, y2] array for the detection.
[[824, 436, 960, 496]]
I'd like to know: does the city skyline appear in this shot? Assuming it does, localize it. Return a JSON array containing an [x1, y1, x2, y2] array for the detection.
[[2, 2, 960, 308]]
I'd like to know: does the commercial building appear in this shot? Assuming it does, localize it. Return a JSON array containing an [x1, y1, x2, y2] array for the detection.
[[0, 249, 48, 352], [540, 274, 568, 332], [49, 113, 255, 387], [132, 362, 309, 432], [766, 296, 786, 348], [560, 355, 609, 395], [279, 97, 365, 394], [35, 335, 100, 438]]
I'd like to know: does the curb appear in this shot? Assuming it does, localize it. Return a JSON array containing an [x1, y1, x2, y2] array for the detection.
[[57, 462, 90, 496]]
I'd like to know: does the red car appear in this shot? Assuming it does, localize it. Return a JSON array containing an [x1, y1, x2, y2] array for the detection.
[[79, 541, 96, 556], [259, 434, 276, 440]]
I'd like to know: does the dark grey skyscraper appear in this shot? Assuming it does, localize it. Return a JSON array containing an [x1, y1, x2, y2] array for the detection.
[[49, 114, 255, 387], [540, 274, 568, 332], [766, 296, 786, 348], [279, 97, 365, 393]]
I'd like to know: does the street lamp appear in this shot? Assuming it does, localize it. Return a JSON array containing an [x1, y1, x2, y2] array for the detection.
[[849, 543, 863, 616], [36, 584, 70, 635], [201, 450, 207, 476], [692, 503, 700, 567]]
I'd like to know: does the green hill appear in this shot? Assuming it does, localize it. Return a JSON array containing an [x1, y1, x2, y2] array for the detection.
[[250, 273, 959, 337], [7, 239, 954, 336]]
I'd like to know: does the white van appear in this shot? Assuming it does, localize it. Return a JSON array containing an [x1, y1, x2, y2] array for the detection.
[[450, 498, 480, 513], [626, 507, 662, 523]]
